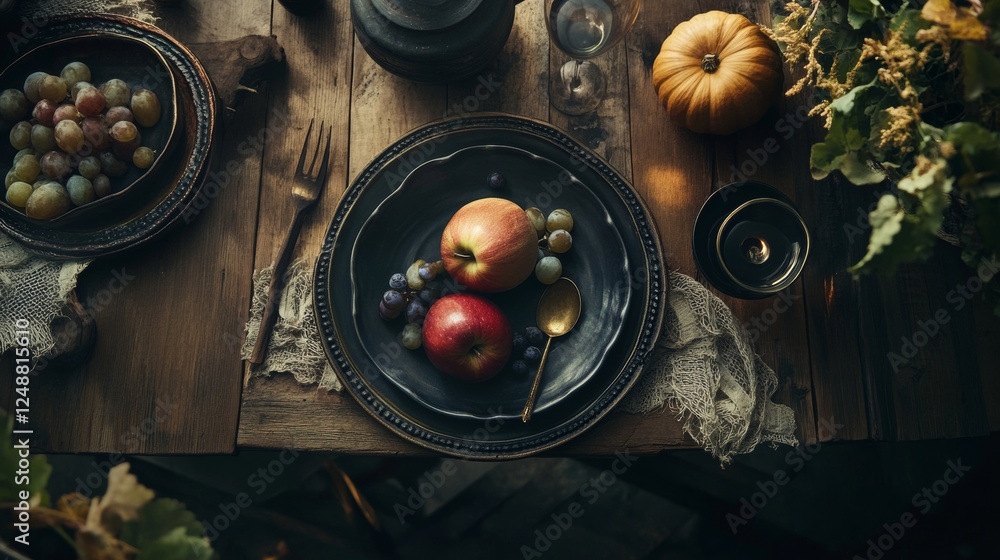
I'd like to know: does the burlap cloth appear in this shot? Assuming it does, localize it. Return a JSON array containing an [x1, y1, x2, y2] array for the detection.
[[2, 0, 797, 463], [241, 261, 799, 462]]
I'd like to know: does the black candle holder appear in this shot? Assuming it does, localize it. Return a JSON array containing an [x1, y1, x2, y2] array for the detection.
[[692, 181, 810, 299]]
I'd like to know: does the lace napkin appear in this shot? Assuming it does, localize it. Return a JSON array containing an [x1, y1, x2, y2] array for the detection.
[[241, 262, 798, 463]]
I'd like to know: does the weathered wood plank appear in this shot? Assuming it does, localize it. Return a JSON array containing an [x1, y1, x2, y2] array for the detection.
[[714, 0, 817, 444], [446, 0, 549, 121], [548, 39, 632, 179], [23, 0, 271, 453]]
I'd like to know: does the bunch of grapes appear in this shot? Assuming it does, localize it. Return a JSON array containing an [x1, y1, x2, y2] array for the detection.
[[1, 61, 161, 220], [525, 207, 574, 284], [380, 259, 448, 350], [509, 326, 546, 376]]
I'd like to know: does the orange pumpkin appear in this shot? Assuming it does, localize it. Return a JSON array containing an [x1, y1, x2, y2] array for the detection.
[[652, 11, 784, 135]]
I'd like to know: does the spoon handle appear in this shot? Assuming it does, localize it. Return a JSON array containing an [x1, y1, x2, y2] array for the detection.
[[521, 336, 554, 423]]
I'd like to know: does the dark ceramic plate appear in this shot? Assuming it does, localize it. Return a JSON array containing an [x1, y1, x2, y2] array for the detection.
[[350, 145, 631, 420], [692, 181, 796, 299], [315, 114, 666, 459], [0, 34, 181, 226], [0, 15, 219, 259]]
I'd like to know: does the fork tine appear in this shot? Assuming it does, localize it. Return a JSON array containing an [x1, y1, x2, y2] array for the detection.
[[296, 118, 315, 176], [315, 125, 333, 185], [308, 120, 325, 177]]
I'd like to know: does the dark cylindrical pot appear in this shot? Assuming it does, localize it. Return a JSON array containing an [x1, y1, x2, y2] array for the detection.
[[351, 0, 519, 83]]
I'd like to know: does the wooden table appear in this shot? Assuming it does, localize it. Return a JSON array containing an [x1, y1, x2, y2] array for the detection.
[[6, 0, 999, 455]]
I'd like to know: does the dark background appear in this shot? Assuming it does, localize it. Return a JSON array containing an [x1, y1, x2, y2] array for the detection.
[[5, 434, 998, 559]]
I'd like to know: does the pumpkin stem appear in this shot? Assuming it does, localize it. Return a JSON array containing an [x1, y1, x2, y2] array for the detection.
[[701, 53, 720, 73]]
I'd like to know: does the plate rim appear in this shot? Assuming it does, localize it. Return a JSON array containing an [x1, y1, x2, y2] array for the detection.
[[314, 113, 667, 459], [347, 143, 633, 420]]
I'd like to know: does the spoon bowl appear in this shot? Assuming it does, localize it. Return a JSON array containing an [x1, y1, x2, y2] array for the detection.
[[522, 277, 582, 422]]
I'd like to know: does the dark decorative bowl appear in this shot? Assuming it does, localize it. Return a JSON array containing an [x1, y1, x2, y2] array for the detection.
[[0, 34, 181, 226], [0, 15, 220, 259]]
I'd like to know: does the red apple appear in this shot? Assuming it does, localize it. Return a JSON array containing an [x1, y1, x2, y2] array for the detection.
[[422, 293, 513, 382], [440, 198, 538, 292]]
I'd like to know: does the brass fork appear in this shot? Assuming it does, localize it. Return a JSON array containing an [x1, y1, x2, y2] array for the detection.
[[249, 118, 332, 365]]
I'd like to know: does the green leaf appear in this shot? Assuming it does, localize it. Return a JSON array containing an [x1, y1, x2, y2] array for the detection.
[[848, 0, 887, 29], [850, 160, 953, 276], [849, 195, 938, 275], [0, 410, 51, 507], [136, 526, 214, 560], [121, 499, 205, 550], [963, 42, 1000, 101], [943, 122, 1000, 193], [810, 142, 845, 179], [841, 153, 886, 185], [891, 6, 931, 42]]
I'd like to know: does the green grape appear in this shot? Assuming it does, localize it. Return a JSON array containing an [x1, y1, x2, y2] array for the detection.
[[99, 151, 128, 177], [109, 120, 138, 142], [4, 170, 17, 189], [78, 156, 101, 179], [525, 207, 546, 235], [23, 72, 48, 104], [30, 124, 56, 153], [38, 75, 68, 102], [0, 89, 29, 121], [406, 259, 427, 290], [59, 62, 92, 89], [535, 256, 563, 284], [100, 79, 131, 108], [546, 209, 574, 233], [25, 183, 71, 220], [401, 323, 422, 350], [130, 89, 161, 127], [13, 154, 40, 183], [547, 229, 573, 253], [5, 181, 33, 208], [54, 120, 85, 153], [92, 174, 111, 198], [132, 146, 155, 169], [66, 175, 95, 206], [9, 121, 32, 150], [13, 148, 35, 165]]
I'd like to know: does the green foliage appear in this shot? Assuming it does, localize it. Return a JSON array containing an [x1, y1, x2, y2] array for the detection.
[[121, 499, 206, 552], [848, 0, 886, 29], [773, 0, 1000, 312], [0, 414, 213, 559]]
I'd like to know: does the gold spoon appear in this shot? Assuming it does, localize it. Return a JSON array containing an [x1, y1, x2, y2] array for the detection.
[[521, 277, 582, 423]]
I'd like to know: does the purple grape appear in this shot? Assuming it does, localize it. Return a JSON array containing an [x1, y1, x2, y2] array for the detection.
[[418, 287, 441, 304], [523, 346, 541, 363], [512, 360, 529, 376], [389, 273, 407, 290], [418, 263, 437, 281], [383, 290, 404, 310], [525, 327, 545, 347], [512, 333, 527, 355], [405, 299, 428, 324], [379, 301, 402, 320], [487, 171, 505, 189]]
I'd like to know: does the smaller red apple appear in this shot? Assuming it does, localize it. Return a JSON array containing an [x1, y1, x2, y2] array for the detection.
[[422, 293, 513, 382]]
